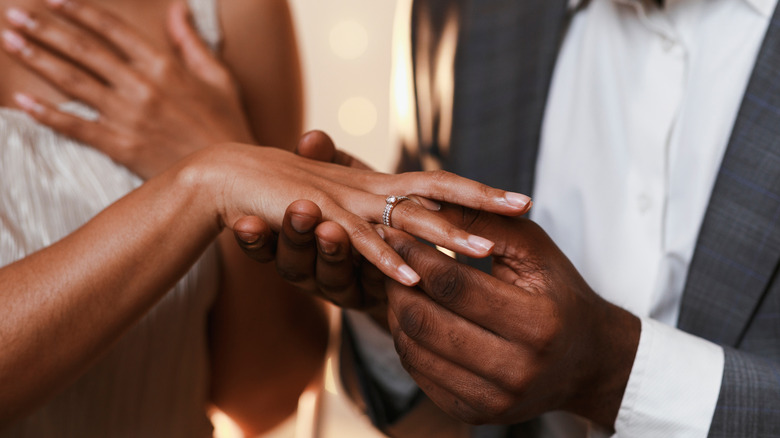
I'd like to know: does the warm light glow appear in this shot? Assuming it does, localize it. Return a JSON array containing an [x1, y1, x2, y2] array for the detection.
[[211, 410, 243, 438], [391, 0, 416, 151], [329, 20, 369, 60], [324, 357, 338, 395], [338, 97, 378, 136], [436, 245, 456, 259]]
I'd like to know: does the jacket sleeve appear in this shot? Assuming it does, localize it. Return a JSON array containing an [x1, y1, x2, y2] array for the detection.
[[708, 347, 780, 437]]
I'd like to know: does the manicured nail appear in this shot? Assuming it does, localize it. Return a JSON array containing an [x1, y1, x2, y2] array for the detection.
[[46, 0, 68, 8], [2, 29, 25, 52], [504, 192, 531, 209], [6, 8, 38, 30], [317, 237, 339, 256], [236, 232, 260, 245], [1, 30, 31, 57], [397, 264, 420, 286], [289, 213, 316, 234], [375, 226, 386, 240], [467, 235, 494, 254], [14, 93, 44, 114]]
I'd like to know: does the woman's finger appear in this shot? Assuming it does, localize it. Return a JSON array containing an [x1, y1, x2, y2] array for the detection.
[[401, 170, 532, 217], [4, 6, 134, 86], [12, 93, 112, 148], [166, 1, 229, 87], [335, 192, 493, 258], [325, 206, 420, 287], [383, 198, 495, 258], [45, 0, 158, 65], [2, 30, 108, 108], [300, 161, 531, 217]]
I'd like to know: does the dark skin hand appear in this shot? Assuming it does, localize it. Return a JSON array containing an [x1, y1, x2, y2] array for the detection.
[[237, 200, 642, 429], [379, 207, 641, 429], [232, 135, 640, 429]]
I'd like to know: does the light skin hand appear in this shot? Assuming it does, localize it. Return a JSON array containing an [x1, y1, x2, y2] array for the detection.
[[185, 141, 532, 287], [2, 0, 255, 179], [381, 207, 641, 430]]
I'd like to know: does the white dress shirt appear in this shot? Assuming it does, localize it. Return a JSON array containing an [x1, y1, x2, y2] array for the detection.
[[533, 0, 775, 436], [349, 0, 777, 436]]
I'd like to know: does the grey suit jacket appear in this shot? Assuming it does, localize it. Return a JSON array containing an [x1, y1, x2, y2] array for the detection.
[[399, 0, 780, 436]]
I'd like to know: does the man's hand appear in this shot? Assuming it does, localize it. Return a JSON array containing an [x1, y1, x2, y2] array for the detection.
[[382, 207, 641, 429]]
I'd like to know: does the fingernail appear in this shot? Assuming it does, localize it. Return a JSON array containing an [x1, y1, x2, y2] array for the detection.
[[375, 226, 386, 240], [2, 29, 26, 53], [504, 192, 531, 209], [418, 197, 442, 211], [467, 235, 494, 254], [397, 264, 420, 286], [236, 232, 260, 245], [317, 237, 339, 256], [14, 93, 44, 114], [290, 213, 316, 234], [6, 8, 38, 30], [46, 0, 68, 8]]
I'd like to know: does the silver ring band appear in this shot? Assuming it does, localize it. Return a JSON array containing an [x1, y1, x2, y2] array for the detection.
[[382, 195, 410, 228]]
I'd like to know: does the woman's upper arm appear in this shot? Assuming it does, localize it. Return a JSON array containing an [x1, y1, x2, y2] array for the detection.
[[219, 0, 304, 151]]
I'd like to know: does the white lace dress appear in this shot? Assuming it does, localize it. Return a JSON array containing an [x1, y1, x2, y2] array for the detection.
[[0, 0, 223, 435]]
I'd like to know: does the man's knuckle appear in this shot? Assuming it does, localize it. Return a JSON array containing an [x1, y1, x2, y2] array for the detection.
[[428, 264, 465, 306], [393, 331, 418, 366], [397, 303, 434, 340], [487, 392, 514, 419], [501, 371, 529, 396], [455, 404, 484, 425], [471, 389, 513, 420]]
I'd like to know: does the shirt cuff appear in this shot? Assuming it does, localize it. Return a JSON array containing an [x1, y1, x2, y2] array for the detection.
[[614, 317, 724, 437], [343, 309, 419, 410]]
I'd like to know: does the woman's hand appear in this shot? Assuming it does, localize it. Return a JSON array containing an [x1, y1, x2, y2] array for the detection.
[[184, 133, 533, 286], [2, 0, 255, 179]]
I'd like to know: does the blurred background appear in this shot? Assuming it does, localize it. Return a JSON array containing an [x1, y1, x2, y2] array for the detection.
[[214, 1, 406, 437], [291, 0, 403, 173]]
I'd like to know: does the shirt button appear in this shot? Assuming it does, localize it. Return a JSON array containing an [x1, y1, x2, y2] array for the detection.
[[638, 194, 653, 213], [662, 38, 677, 52]]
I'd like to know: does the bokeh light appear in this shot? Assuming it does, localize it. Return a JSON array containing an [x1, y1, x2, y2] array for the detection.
[[329, 20, 369, 60], [338, 97, 378, 136]]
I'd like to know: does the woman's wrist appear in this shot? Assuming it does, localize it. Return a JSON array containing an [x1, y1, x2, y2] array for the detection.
[[169, 145, 232, 233]]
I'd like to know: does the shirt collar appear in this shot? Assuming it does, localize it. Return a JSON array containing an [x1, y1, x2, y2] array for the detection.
[[568, 0, 775, 17]]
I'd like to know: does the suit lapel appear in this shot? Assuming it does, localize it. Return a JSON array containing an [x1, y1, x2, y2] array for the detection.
[[446, 0, 569, 196], [677, 5, 780, 346]]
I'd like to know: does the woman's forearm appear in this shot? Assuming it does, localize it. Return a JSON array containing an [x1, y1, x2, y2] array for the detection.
[[0, 141, 531, 422], [0, 161, 218, 422]]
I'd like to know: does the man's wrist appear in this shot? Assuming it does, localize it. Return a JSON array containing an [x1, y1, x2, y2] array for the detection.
[[567, 298, 641, 430]]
